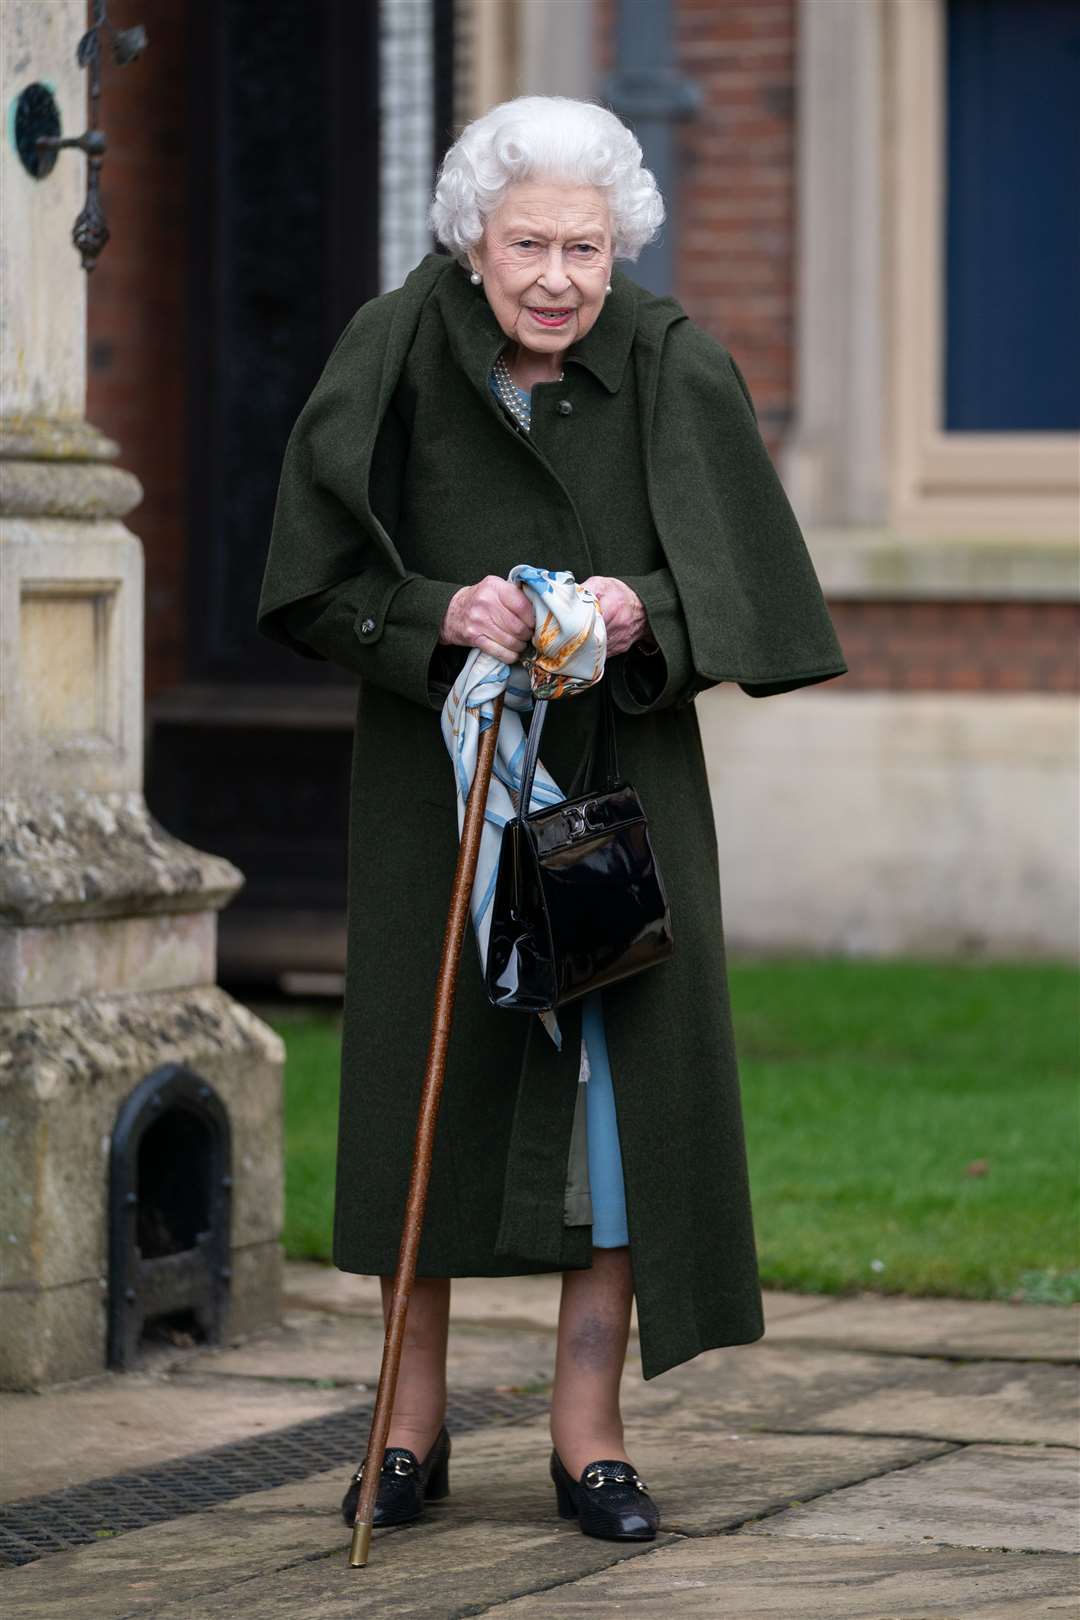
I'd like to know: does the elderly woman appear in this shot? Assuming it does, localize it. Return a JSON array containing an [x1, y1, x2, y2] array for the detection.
[[257, 94, 846, 1541]]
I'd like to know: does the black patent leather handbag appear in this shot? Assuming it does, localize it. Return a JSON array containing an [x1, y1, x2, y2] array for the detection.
[[485, 683, 674, 1013]]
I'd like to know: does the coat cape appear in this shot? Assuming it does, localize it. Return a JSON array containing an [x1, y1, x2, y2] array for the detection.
[[256, 252, 847, 1379]]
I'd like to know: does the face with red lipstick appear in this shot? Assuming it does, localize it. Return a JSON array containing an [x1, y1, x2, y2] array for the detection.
[[466, 180, 613, 383]]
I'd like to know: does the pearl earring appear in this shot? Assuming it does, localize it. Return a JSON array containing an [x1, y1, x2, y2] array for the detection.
[[604, 283, 612, 296], [470, 270, 482, 285]]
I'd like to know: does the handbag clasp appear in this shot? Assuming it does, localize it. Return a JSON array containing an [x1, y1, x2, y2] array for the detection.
[[564, 800, 605, 840]]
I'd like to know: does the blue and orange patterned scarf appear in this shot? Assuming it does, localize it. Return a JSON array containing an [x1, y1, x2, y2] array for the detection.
[[440, 565, 606, 1044]]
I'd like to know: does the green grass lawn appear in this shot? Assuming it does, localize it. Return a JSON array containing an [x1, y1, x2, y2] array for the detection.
[[267, 960, 1080, 1302]]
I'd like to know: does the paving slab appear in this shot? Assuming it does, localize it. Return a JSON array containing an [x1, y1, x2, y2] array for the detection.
[[620, 1340, 946, 1433], [0, 1373, 362, 1505], [798, 1356, 1079, 1447], [1, 1468, 352, 1617], [0, 1417, 957, 1620], [177, 1308, 559, 1395], [5, 1263, 1074, 1617], [141, 1524, 667, 1620], [600, 1425, 948, 1537], [281, 1261, 826, 1334], [479, 1536, 1080, 1619], [196, 1417, 943, 1539], [181, 1316, 939, 1441], [759, 1291, 839, 1324], [0, 1421, 675, 1620], [205, 1311, 901, 1425], [747, 1443, 1080, 1555], [282, 1263, 566, 1331], [764, 1293, 1080, 1364]]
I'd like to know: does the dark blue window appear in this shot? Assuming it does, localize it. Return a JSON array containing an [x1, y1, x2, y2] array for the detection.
[[945, 0, 1080, 431]]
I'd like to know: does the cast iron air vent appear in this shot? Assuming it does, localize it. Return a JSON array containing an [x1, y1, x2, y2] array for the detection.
[[108, 1064, 232, 1369]]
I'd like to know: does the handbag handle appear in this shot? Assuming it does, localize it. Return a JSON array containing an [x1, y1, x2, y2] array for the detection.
[[517, 681, 619, 817]]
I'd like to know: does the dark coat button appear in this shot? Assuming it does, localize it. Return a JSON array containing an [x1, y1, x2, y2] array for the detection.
[[360, 617, 376, 634], [556, 399, 573, 415]]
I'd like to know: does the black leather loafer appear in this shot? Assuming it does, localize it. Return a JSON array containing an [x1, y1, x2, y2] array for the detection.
[[340, 1425, 451, 1528], [550, 1450, 659, 1541]]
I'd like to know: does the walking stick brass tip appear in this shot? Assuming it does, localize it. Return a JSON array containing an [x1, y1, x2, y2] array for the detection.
[[348, 1520, 373, 1567]]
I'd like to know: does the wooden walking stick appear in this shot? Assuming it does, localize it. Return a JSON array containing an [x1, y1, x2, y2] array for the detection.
[[349, 693, 505, 1569]]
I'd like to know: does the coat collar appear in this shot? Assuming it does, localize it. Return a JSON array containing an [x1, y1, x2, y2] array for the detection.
[[430, 254, 638, 396], [564, 267, 637, 393]]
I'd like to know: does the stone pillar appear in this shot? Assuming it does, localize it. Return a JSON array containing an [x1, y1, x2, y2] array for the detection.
[[780, 0, 888, 527], [0, 1, 284, 1388]]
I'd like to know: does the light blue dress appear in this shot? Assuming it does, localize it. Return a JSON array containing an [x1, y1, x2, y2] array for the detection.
[[489, 368, 630, 1250], [580, 990, 629, 1247]]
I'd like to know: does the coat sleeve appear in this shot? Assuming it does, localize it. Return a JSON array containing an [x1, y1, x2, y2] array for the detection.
[[256, 297, 465, 710], [610, 341, 847, 715], [640, 319, 848, 702], [270, 574, 467, 710], [605, 566, 698, 714], [722, 354, 840, 700]]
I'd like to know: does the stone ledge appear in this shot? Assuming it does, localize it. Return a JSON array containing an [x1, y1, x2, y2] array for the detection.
[[0, 981, 284, 1093], [0, 458, 143, 519], [0, 910, 218, 1007], [0, 417, 120, 463], [807, 529, 1080, 600], [0, 791, 243, 925]]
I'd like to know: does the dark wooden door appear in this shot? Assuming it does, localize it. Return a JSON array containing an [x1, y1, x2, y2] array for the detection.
[[148, 0, 382, 985]]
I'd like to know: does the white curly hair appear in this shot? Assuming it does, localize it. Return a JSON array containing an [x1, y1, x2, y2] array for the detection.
[[429, 95, 665, 264]]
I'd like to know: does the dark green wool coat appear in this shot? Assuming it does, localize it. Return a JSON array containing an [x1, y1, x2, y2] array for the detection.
[[257, 252, 847, 1379]]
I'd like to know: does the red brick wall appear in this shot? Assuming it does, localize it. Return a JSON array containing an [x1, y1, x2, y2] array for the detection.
[[596, 0, 797, 452], [594, 0, 615, 73], [85, 0, 189, 699], [827, 601, 1080, 693], [673, 0, 797, 450]]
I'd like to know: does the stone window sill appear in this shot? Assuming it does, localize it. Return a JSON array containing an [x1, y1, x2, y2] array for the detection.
[[805, 530, 1079, 602]]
